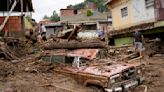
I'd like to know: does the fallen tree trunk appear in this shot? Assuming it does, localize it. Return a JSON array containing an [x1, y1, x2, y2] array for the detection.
[[44, 41, 107, 50]]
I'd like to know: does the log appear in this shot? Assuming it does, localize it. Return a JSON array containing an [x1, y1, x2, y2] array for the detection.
[[127, 56, 142, 63], [44, 41, 107, 50], [67, 26, 79, 41]]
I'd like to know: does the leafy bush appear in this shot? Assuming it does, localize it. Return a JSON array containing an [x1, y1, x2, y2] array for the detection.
[[86, 9, 93, 16]]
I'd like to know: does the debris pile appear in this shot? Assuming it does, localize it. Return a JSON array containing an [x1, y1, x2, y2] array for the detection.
[[145, 38, 164, 57]]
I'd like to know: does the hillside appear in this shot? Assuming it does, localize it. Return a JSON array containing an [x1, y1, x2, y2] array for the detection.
[[67, 0, 107, 12]]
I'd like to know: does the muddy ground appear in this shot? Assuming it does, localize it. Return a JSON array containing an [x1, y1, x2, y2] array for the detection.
[[0, 53, 163, 92], [137, 56, 164, 92]]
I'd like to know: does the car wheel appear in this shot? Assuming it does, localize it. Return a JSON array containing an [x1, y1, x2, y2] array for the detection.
[[88, 85, 104, 92]]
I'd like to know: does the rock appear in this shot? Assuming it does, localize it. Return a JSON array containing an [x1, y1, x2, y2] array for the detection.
[[4, 87, 17, 92], [25, 67, 30, 72], [25, 67, 37, 73], [115, 51, 120, 54], [109, 49, 115, 54]]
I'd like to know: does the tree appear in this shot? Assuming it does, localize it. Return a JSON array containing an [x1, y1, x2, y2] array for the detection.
[[66, 0, 107, 12], [43, 15, 49, 19], [67, 2, 85, 10], [50, 11, 60, 22], [87, 0, 107, 12], [67, 5, 74, 9], [73, 2, 85, 10]]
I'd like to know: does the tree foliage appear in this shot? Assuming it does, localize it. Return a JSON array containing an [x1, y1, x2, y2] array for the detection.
[[50, 11, 60, 22], [67, 0, 107, 12], [74, 2, 85, 10], [43, 15, 49, 19], [67, 5, 74, 9], [87, 0, 107, 12], [42, 11, 60, 22]]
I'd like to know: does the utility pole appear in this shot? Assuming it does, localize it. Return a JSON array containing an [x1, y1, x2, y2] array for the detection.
[[20, 0, 24, 33], [20, 0, 23, 16]]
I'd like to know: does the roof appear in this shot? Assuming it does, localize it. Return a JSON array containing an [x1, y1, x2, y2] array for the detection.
[[43, 49, 99, 60], [0, 0, 34, 12], [104, 0, 113, 5], [60, 13, 109, 24], [60, 8, 75, 10], [67, 49, 99, 60]]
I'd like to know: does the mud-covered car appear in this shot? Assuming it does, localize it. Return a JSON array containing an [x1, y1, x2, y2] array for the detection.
[[42, 49, 144, 92]]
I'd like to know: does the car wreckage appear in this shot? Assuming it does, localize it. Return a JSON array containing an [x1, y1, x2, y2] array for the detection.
[[42, 49, 144, 92]]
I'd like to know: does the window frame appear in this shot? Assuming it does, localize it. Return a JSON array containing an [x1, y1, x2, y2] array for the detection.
[[121, 7, 128, 18], [145, 0, 154, 8]]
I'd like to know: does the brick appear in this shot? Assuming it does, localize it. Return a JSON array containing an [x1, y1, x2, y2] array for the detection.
[[60, 9, 76, 17], [0, 16, 22, 32]]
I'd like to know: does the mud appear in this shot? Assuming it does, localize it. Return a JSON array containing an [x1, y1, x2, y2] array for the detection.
[[139, 57, 164, 92], [0, 48, 163, 92], [0, 59, 95, 92]]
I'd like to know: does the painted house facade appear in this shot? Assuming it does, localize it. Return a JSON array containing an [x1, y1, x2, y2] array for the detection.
[[105, 0, 164, 46], [106, 0, 156, 30]]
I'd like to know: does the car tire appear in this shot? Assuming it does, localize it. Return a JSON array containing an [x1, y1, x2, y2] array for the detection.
[[88, 85, 104, 92]]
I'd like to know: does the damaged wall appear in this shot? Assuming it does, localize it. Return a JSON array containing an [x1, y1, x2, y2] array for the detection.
[[131, 0, 155, 23], [0, 16, 23, 37], [155, 0, 164, 21]]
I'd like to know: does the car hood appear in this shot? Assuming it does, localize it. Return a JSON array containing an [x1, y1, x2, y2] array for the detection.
[[83, 62, 141, 77], [63, 62, 141, 77]]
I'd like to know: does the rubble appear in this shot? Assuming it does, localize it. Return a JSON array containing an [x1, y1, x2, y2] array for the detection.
[[145, 39, 164, 57], [0, 24, 163, 92], [0, 40, 163, 92], [0, 42, 18, 60]]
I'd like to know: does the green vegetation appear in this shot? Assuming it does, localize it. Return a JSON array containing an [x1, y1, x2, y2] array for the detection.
[[74, 2, 85, 10], [67, 0, 107, 12], [67, 2, 85, 10], [43, 11, 60, 22], [50, 11, 60, 22], [43, 15, 49, 19], [87, 0, 107, 12], [86, 9, 93, 16]]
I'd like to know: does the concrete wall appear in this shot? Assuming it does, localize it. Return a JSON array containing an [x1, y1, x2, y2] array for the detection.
[[131, 0, 155, 24], [109, 0, 133, 30], [114, 37, 134, 46]]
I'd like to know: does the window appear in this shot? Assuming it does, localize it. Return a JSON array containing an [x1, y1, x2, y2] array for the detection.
[[121, 7, 128, 18], [145, 0, 154, 8]]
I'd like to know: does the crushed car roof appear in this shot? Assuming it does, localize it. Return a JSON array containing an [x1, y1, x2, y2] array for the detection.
[[44, 49, 99, 60]]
